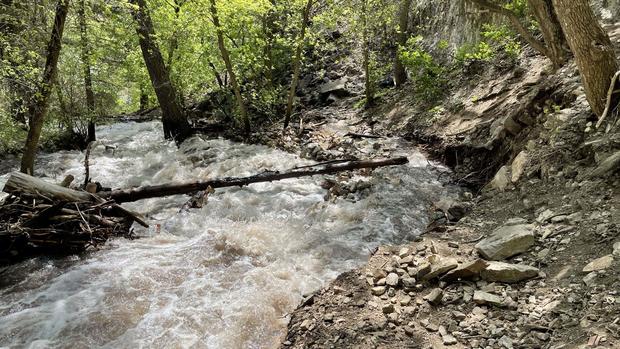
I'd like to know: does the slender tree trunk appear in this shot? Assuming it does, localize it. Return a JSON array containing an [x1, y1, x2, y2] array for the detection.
[[130, 0, 192, 143], [77, 0, 96, 142], [209, 0, 250, 135], [527, 0, 569, 69], [393, 0, 411, 87], [362, 0, 373, 107], [263, 0, 277, 89], [20, 0, 70, 175], [283, 0, 313, 129], [552, 0, 619, 117]]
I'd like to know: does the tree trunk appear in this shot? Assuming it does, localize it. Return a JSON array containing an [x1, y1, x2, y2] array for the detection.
[[527, 0, 569, 69], [101, 157, 409, 203], [209, 0, 250, 135], [78, 0, 96, 142], [552, 0, 619, 117], [20, 0, 70, 175], [394, 0, 411, 87], [130, 0, 192, 143], [362, 0, 373, 107], [283, 0, 313, 129]]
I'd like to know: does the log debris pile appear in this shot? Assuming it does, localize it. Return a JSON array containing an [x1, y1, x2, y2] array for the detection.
[[0, 173, 146, 265], [0, 156, 408, 265]]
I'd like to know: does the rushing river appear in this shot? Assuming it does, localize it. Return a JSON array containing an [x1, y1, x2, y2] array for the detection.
[[0, 121, 453, 348]]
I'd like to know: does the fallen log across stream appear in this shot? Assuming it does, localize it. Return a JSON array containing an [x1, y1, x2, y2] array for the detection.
[[0, 156, 408, 265]]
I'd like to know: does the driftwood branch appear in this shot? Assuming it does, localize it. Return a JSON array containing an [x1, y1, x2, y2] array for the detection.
[[596, 70, 620, 129], [101, 157, 409, 203]]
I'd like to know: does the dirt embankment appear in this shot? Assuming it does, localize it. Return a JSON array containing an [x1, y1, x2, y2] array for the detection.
[[278, 27, 620, 349]]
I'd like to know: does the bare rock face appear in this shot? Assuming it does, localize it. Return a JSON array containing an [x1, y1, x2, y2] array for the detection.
[[480, 261, 540, 283], [475, 224, 536, 260]]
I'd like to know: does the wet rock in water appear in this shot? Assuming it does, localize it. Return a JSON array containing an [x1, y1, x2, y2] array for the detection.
[[475, 224, 535, 260], [441, 259, 489, 281], [385, 272, 399, 286], [423, 288, 444, 305], [480, 261, 539, 283], [582, 255, 614, 272], [422, 257, 459, 280], [473, 291, 503, 306]]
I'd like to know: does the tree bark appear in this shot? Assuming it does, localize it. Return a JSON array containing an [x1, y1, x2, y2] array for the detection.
[[209, 0, 251, 135], [101, 157, 409, 203], [552, 0, 619, 117], [527, 0, 569, 68], [130, 0, 192, 143], [78, 0, 96, 142], [20, 0, 70, 175], [362, 0, 373, 107], [394, 0, 411, 87], [284, 0, 313, 129]]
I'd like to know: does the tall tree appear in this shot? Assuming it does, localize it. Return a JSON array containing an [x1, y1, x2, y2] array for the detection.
[[393, 0, 411, 87], [467, 0, 569, 69], [552, 0, 619, 117], [130, 0, 192, 143], [209, 0, 250, 135], [77, 0, 96, 142], [283, 0, 313, 130], [20, 0, 71, 175], [361, 0, 373, 107]]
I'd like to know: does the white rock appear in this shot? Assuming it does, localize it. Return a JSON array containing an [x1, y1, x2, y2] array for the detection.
[[582, 255, 614, 272], [481, 261, 540, 283], [613, 242, 620, 257], [511, 151, 529, 183], [475, 224, 536, 260], [385, 273, 399, 286], [490, 166, 511, 192]]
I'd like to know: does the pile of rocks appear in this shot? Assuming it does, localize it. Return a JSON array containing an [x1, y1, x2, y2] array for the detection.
[[361, 223, 552, 347]]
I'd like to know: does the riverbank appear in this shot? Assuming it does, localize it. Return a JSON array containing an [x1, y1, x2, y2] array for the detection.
[[278, 34, 620, 347]]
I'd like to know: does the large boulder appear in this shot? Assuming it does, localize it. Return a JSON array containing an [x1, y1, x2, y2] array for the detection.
[[319, 78, 353, 100], [475, 224, 536, 260], [480, 261, 540, 283]]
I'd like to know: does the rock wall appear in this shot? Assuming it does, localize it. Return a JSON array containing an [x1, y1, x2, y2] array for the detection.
[[593, 0, 620, 22], [411, 0, 620, 49]]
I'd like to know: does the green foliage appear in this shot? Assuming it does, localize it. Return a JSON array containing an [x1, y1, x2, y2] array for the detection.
[[398, 36, 447, 103], [455, 24, 521, 62], [504, 0, 528, 18]]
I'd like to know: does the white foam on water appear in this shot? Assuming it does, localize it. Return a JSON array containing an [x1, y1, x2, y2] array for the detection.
[[0, 121, 452, 348]]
